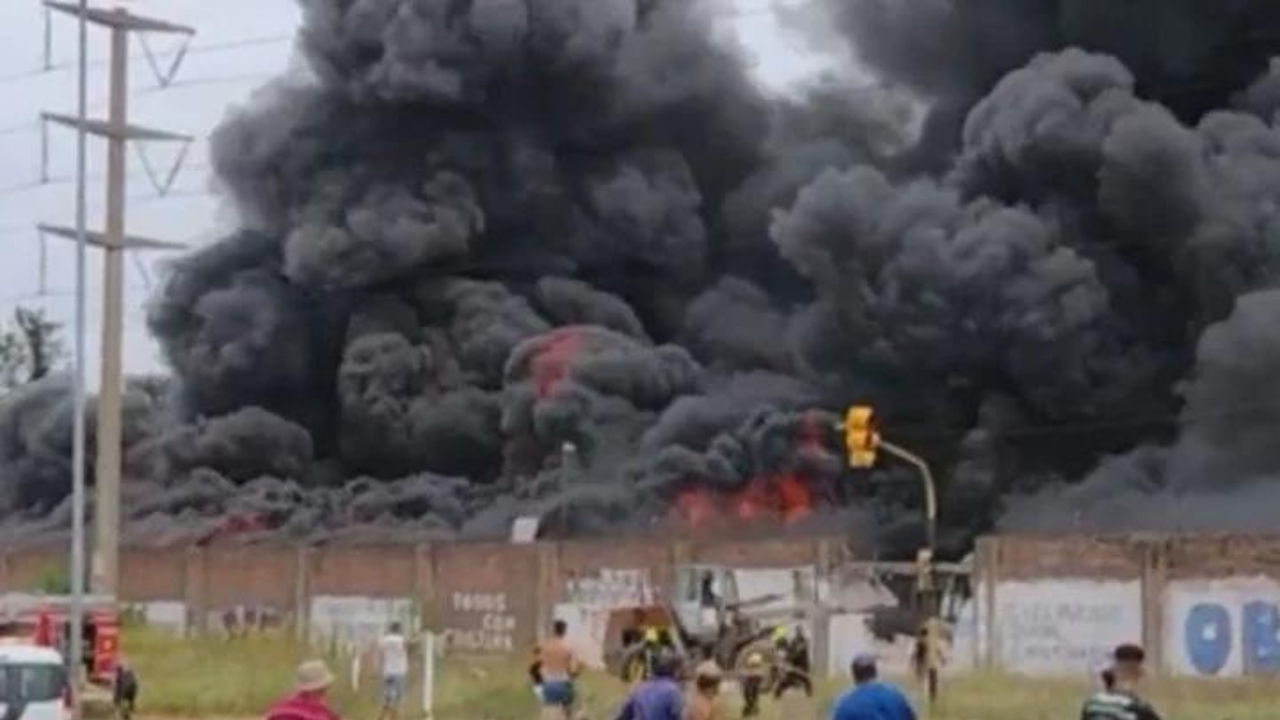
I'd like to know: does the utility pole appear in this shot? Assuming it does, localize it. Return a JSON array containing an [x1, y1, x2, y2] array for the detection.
[[41, 2, 193, 600]]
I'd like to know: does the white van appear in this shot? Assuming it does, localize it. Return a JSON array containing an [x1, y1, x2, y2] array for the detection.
[[0, 643, 69, 720]]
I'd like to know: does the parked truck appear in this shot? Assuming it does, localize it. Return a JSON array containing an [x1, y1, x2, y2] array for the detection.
[[0, 594, 120, 688]]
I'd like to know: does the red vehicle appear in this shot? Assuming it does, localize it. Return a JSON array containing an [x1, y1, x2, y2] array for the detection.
[[0, 594, 119, 687]]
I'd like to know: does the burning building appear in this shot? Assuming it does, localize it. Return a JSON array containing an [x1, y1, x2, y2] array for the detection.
[[5, 0, 1280, 553]]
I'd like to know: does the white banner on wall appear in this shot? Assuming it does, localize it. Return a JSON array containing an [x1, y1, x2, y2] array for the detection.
[[123, 600, 188, 635], [994, 579, 1141, 676], [1164, 575, 1280, 678], [310, 596, 416, 649]]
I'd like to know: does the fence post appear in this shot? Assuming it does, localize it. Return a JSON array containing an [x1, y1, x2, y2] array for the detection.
[[814, 537, 833, 677], [183, 545, 207, 635], [977, 536, 1000, 670], [295, 544, 312, 641], [535, 541, 559, 645], [422, 630, 437, 720], [1141, 538, 1168, 676], [415, 544, 438, 631]]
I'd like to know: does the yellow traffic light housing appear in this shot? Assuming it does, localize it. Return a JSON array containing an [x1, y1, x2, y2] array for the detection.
[[845, 405, 879, 468]]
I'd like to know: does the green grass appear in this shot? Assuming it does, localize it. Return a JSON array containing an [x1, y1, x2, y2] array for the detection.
[[122, 626, 1280, 720]]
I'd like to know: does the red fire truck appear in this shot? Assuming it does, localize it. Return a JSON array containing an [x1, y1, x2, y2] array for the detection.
[[0, 594, 120, 686]]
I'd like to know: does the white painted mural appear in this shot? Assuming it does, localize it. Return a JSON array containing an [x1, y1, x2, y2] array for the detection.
[[310, 595, 416, 649], [994, 579, 1142, 676], [1164, 575, 1280, 678]]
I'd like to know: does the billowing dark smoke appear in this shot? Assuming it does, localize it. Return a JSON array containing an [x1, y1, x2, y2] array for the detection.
[[5, 0, 1280, 553]]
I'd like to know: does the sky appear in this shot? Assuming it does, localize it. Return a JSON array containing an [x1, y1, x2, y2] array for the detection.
[[0, 0, 837, 387]]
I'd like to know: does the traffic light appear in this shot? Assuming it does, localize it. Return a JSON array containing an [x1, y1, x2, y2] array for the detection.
[[844, 405, 878, 468]]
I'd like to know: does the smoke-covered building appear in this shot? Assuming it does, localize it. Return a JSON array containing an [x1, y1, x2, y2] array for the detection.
[[6, 0, 1280, 556]]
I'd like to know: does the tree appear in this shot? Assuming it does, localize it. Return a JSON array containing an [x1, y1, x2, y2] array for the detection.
[[0, 306, 66, 392]]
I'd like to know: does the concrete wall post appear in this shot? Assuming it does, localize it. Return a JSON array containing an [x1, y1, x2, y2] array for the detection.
[[182, 546, 206, 635]]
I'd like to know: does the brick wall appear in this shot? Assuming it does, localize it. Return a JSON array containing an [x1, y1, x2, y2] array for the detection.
[[0, 533, 848, 646], [12, 531, 1279, 676]]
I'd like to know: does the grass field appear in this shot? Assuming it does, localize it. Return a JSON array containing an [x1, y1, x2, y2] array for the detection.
[[121, 626, 1280, 720]]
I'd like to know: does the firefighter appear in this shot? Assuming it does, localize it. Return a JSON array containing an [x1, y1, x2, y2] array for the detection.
[[767, 626, 788, 691], [622, 627, 664, 682], [773, 626, 812, 699], [740, 651, 766, 717]]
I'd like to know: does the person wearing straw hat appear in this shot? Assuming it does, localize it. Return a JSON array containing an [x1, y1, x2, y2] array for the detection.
[[265, 660, 341, 720]]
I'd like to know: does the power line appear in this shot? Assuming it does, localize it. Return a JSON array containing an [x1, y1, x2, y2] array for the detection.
[[0, 32, 292, 86]]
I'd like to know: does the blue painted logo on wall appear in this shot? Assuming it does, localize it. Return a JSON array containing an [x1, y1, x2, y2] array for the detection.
[[1184, 600, 1280, 676]]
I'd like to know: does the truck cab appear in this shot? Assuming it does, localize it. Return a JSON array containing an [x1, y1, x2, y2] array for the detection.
[[0, 642, 70, 720]]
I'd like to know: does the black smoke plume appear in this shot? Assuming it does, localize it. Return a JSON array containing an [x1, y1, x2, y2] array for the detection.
[[5, 0, 1280, 553]]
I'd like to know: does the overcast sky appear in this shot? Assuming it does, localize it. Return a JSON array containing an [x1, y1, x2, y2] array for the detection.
[[0, 0, 834, 386]]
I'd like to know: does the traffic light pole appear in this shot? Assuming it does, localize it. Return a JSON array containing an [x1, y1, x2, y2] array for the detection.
[[877, 439, 937, 552], [839, 406, 942, 711], [878, 439, 940, 709]]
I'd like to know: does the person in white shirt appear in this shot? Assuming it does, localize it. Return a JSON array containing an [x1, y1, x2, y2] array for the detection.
[[377, 622, 409, 720]]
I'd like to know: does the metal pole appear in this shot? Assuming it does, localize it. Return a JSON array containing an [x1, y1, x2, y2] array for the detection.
[[422, 631, 436, 720], [92, 14, 127, 598], [68, 0, 89, 713], [879, 440, 940, 709], [44, 6, 54, 72]]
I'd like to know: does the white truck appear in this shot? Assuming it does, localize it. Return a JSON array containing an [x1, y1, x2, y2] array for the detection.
[[0, 641, 70, 720]]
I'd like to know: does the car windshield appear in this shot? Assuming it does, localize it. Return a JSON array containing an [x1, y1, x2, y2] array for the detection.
[[0, 663, 65, 703]]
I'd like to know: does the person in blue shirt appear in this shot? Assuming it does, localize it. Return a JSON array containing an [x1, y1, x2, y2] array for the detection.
[[614, 649, 684, 720], [831, 655, 916, 720]]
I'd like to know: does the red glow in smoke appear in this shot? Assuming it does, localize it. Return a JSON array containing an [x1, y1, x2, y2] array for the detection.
[[530, 328, 583, 398], [675, 473, 813, 529], [676, 489, 718, 528], [199, 513, 268, 543], [797, 411, 825, 456]]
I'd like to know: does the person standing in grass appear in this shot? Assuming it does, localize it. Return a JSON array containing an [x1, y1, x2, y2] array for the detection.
[[377, 622, 409, 720], [536, 620, 583, 720], [830, 655, 915, 720], [740, 651, 766, 717], [1081, 644, 1163, 720], [266, 660, 341, 720], [683, 661, 721, 720], [112, 656, 139, 720]]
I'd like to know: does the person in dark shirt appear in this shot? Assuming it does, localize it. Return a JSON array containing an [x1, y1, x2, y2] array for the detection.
[[113, 658, 139, 720], [773, 627, 812, 699], [1080, 644, 1163, 720]]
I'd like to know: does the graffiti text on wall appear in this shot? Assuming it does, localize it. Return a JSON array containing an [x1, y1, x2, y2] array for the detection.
[[563, 568, 654, 607], [996, 580, 1141, 676], [446, 592, 515, 652]]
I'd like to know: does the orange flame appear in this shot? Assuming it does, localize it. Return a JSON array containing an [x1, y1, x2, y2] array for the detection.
[[674, 473, 813, 529]]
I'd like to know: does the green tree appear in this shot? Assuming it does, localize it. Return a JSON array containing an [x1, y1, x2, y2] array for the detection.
[[0, 306, 65, 392], [32, 563, 70, 594]]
